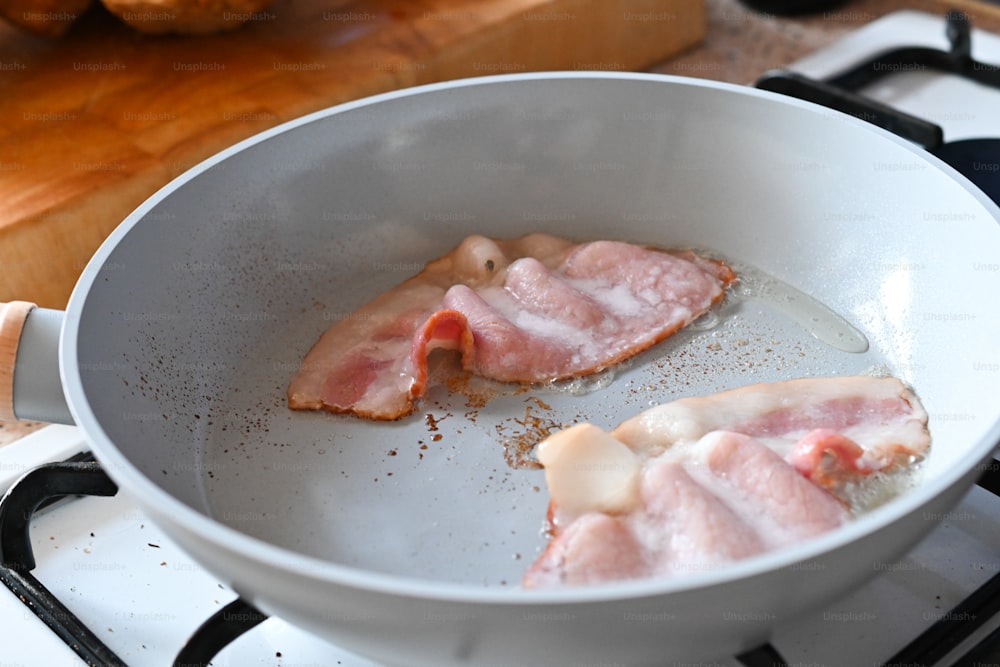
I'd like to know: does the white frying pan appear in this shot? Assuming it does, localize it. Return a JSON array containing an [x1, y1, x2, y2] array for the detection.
[[3, 72, 1000, 666]]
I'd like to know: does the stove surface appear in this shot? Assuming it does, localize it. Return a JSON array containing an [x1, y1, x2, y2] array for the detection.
[[790, 9, 1000, 143]]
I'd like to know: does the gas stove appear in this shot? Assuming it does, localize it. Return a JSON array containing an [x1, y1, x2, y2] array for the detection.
[[3, 10, 1000, 667]]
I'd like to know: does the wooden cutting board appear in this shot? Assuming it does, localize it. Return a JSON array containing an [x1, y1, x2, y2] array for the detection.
[[0, 0, 705, 308]]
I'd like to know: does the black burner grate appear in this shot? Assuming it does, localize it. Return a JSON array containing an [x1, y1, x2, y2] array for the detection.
[[0, 453, 123, 666], [1, 453, 999, 666], [756, 12, 1000, 205]]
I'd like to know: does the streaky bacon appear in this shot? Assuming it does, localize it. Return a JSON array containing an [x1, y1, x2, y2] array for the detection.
[[287, 234, 735, 420], [524, 376, 929, 588]]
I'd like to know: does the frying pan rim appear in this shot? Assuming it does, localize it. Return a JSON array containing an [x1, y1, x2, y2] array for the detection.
[[60, 71, 1000, 605]]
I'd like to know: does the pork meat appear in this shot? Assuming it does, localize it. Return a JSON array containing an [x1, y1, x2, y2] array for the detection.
[[524, 376, 929, 588], [287, 234, 735, 420]]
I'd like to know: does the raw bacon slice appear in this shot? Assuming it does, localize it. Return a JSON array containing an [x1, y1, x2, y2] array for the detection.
[[287, 234, 735, 420], [524, 376, 929, 588]]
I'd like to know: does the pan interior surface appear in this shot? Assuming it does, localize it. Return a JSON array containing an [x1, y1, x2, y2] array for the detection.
[[70, 74, 1000, 592]]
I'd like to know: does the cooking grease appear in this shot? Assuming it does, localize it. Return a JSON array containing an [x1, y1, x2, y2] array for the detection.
[[731, 261, 870, 354]]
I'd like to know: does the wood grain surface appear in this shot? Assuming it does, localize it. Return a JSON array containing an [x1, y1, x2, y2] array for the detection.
[[0, 0, 705, 309]]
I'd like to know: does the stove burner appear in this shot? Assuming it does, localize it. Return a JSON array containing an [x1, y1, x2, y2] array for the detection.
[[756, 12, 1000, 205], [0, 453, 121, 666], [0, 454, 270, 667], [174, 598, 268, 667], [1, 453, 999, 666]]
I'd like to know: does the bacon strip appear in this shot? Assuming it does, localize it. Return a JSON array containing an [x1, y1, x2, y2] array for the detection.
[[525, 376, 929, 588], [287, 234, 735, 420]]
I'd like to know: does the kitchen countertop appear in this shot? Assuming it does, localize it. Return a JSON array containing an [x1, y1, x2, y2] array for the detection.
[[2, 0, 998, 447]]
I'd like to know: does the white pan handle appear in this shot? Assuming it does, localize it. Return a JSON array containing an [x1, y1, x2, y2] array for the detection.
[[0, 302, 73, 425]]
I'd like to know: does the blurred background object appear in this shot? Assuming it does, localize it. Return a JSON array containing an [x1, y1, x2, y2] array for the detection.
[[738, 0, 848, 15], [0, 0, 278, 35]]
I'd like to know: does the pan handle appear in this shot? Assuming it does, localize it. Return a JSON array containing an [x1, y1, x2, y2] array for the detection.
[[0, 302, 73, 425]]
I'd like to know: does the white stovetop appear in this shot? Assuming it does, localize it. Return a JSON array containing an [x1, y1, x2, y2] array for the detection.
[[3, 9, 1000, 667], [790, 9, 1000, 143]]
